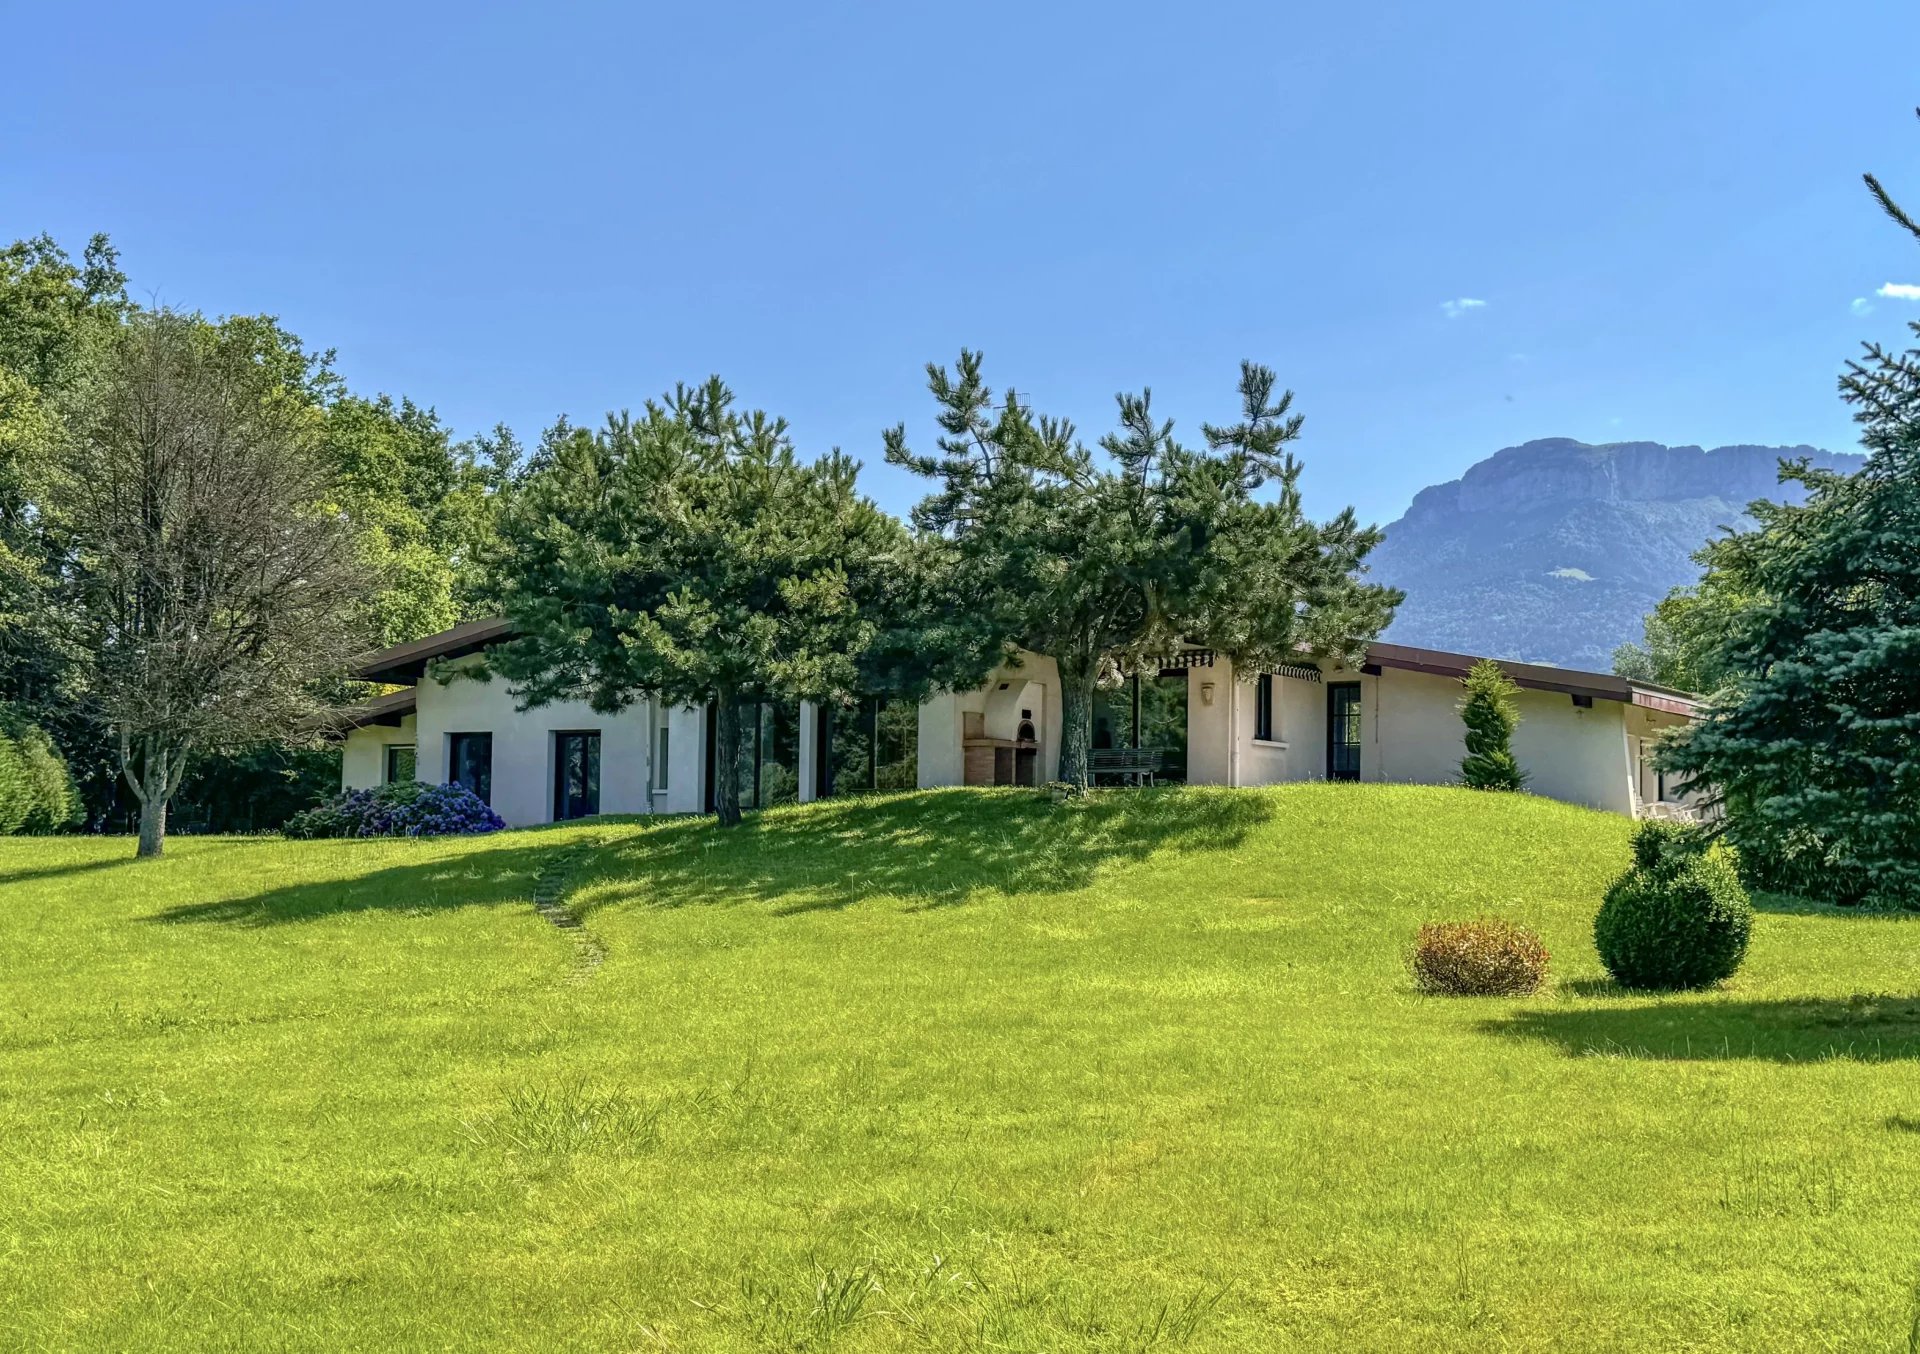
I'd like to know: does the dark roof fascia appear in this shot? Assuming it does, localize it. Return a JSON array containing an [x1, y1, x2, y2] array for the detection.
[[349, 617, 515, 684], [1362, 641, 1699, 716]]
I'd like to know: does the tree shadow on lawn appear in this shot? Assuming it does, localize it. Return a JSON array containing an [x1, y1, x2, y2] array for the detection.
[[148, 834, 575, 927], [1485, 993, 1920, 1063], [148, 789, 1270, 927], [570, 786, 1273, 918], [0, 839, 251, 889]]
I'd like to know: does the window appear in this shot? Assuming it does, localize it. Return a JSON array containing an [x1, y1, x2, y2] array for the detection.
[[448, 732, 493, 805], [553, 731, 600, 821], [822, 696, 920, 797], [654, 725, 670, 792], [1254, 673, 1275, 742], [1326, 683, 1362, 781], [383, 744, 417, 784]]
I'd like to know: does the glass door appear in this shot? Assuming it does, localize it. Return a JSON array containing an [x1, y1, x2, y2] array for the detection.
[[449, 732, 493, 804], [1326, 682, 1362, 781], [1141, 670, 1189, 782], [553, 731, 601, 820]]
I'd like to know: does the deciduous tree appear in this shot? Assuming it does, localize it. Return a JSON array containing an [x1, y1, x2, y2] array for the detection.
[[53, 310, 369, 855]]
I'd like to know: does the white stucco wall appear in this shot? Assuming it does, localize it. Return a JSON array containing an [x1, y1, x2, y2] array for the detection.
[[1205, 660, 1328, 787], [914, 650, 1645, 816], [342, 714, 417, 790], [341, 661, 709, 825], [1344, 665, 1634, 814], [1185, 662, 1231, 785], [917, 693, 966, 789], [918, 653, 1061, 789]]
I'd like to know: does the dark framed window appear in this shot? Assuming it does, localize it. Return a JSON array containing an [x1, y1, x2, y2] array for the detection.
[[820, 695, 919, 798], [449, 732, 493, 804], [553, 731, 601, 821], [655, 725, 670, 792], [384, 744, 417, 784], [1254, 673, 1275, 742], [1326, 683, 1362, 781]]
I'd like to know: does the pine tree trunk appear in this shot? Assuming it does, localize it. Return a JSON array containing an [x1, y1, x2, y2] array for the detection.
[[1057, 658, 1097, 791], [713, 695, 744, 828]]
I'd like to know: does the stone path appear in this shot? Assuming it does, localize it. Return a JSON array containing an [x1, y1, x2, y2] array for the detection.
[[531, 843, 606, 983]]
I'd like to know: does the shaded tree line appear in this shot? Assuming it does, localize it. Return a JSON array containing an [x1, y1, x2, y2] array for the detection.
[[5, 239, 1402, 848]]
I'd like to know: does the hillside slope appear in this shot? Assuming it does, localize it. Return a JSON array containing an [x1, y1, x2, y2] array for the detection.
[[1371, 438, 1863, 668], [2, 787, 1915, 1351]]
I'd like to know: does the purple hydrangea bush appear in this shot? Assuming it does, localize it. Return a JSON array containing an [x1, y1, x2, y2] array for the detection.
[[284, 782, 506, 839]]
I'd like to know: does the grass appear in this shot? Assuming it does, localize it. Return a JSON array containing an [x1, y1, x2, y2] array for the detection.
[[1, 783, 1918, 1351]]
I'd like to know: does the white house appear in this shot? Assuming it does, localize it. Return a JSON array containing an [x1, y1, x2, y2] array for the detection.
[[338, 621, 1698, 826], [916, 642, 1698, 816]]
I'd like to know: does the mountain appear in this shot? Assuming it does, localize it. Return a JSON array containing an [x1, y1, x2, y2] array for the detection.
[[1367, 438, 1864, 673]]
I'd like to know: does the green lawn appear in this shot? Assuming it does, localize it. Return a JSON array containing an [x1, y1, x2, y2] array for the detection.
[[2, 784, 1918, 1351]]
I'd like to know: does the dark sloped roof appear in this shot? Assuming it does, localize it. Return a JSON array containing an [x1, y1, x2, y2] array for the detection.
[[344, 617, 1700, 719], [1363, 641, 1698, 716], [349, 617, 514, 684]]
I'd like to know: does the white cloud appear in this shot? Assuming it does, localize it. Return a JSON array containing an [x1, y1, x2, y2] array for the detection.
[[1852, 297, 1876, 316], [1876, 282, 1920, 300], [1440, 297, 1488, 318]]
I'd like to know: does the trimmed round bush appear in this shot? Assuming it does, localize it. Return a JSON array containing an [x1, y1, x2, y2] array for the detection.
[[284, 782, 506, 839], [1595, 823, 1752, 990], [1411, 917, 1550, 995]]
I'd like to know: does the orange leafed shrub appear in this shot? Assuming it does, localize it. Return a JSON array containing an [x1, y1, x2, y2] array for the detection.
[[1410, 918, 1549, 996]]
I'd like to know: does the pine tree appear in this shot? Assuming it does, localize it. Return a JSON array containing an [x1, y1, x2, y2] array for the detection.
[[1459, 658, 1527, 791], [887, 353, 1399, 789], [1663, 114, 1920, 905], [484, 379, 920, 828]]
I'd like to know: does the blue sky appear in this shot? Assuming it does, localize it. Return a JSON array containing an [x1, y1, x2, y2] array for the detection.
[[5, 1, 1919, 526]]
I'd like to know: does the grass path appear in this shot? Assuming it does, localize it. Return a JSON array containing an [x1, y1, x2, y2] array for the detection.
[[1, 785, 1917, 1351]]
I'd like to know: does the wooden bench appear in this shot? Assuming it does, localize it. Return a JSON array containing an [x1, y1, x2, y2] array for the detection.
[[1090, 747, 1164, 787]]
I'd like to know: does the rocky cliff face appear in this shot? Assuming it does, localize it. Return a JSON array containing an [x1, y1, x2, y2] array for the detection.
[[1368, 438, 1862, 673]]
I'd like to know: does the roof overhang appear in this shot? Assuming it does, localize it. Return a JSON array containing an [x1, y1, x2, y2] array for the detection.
[[1362, 641, 1699, 717], [312, 686, 417, 739], [349, 616, 514, 684]]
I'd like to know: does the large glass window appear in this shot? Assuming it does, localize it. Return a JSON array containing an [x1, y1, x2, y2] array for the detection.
[[821, 696, 919, 796], [711, 701, 802, 811], [757, 702, 801, 807], [553, 731, 601, 820], [448, 732, 493, 804], [1090, 671, 1187, 782]]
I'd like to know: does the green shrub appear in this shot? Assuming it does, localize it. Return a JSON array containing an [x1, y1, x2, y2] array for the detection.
[[1595, 822, 1753, 990], [1627, 817, 1710, 871], [1459, 658, 1528, 791], [10, 724, 79, 833], [0, 713, 81, 835], [1411, 917, 1550, 995], [0, 732, 27, 835]]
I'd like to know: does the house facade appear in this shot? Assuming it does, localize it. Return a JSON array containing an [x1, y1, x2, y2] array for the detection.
[[339, 621, 1698, 826], [916, 643, 1698, 816]]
